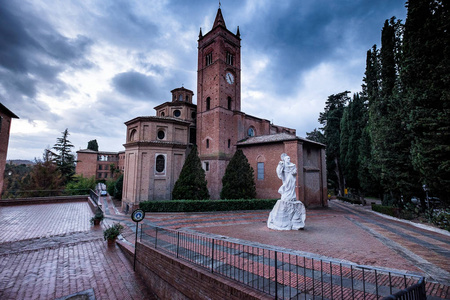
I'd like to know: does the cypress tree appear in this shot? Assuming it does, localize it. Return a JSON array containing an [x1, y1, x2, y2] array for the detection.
[[220, 149, 256, 199], [172, 146, 209, 200], [402, 0, 450, 204], [319, 91, 349, 195], [87, 139, 99, 151], [341, 93, 365, 193]]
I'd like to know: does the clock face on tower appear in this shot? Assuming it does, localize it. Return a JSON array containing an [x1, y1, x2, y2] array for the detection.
[[226, 72, 234, 84]]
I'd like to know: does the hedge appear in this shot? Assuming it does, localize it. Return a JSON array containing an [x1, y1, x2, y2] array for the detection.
[[139, 199, 278, 212], [337, 196, 363, 205], [371, 203, 400, 218]]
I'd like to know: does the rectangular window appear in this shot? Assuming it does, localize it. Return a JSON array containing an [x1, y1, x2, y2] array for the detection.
[[257, 162, 264, 180], [98, 165, 102, 170], [204, 162, 209, 172], [226, 52, 234, 65], [0, 116, 3, 133], [205, 53, 212, 66]]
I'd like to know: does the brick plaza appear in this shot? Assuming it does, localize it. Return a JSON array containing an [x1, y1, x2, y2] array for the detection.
[[0, 198, 449, 299]]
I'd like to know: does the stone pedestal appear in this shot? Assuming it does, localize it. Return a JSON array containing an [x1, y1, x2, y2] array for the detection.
[[267, 199, 306, 230]]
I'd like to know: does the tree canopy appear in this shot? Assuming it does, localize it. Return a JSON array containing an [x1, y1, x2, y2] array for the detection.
[[309, 0, 449, 206]]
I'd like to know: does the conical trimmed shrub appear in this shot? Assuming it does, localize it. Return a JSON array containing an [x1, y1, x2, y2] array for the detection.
[[220, 149, 256, 199], [172, 146, 210, 200]]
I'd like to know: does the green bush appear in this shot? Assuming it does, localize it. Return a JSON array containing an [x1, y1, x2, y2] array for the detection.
[[337, 196, 363, 205], [139, 199, 278, 212], [65, 175, 96, 195], [371, 204, 400, 217]]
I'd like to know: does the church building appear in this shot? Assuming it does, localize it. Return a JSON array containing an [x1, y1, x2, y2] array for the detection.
[[121, 8, 327, 211]]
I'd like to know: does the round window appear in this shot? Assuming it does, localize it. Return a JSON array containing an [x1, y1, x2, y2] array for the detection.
[[174, 110, 181, 117], [155, 155, 165, 173], [157, 130, 165, 140], [248, 127, 255, 137]]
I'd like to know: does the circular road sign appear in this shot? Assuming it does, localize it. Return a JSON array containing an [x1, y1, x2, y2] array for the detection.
[[131, 209, 145, 223]]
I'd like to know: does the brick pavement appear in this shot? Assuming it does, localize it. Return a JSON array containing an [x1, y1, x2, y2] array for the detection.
[[2, 197, 447, 299], [122, 199, 449, 299], [0, 202, 156, 300]]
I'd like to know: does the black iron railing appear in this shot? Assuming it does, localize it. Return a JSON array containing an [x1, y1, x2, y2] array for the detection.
[[382, 278, 426, 300], [89, 189, 99, 205], [139, 224, 426, 300]]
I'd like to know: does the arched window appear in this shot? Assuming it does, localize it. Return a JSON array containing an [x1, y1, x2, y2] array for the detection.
[[186, 95, 189, 102], [247, 127, 255, 137], [179, 95, 183, 101], [227, 97, 232, 110], [155, 155, 165, 173], [161, 112, 165, 117], [129, 129, 137, 141], [206, 97, 211, 110]]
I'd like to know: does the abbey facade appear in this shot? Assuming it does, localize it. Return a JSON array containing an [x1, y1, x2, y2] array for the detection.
[[121, 8, 327, 211]]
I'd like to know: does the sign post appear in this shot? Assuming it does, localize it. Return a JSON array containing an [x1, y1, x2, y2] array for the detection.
[[131, 209, 145, 271]]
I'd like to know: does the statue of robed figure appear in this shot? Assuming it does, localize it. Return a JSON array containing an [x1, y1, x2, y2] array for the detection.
[[267, 153, 306, 230]]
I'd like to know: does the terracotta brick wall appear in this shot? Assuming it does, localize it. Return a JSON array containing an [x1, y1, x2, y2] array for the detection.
[[0, 111, 13, 196], [131, 242, 271, 300]]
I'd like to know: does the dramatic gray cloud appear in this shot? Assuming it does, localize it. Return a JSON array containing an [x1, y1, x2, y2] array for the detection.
[[0, 0, 407, 160]]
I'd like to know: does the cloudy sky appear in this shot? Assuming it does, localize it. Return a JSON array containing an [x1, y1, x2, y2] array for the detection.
[[1, 0, 407, 161]]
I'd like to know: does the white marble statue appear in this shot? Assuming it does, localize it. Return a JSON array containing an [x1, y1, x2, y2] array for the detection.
[[267, 153, 306, 230], [277, 153, 298, 201]]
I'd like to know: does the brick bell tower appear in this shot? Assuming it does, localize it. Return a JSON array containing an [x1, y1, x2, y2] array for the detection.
[[197, 8, 241, 199]]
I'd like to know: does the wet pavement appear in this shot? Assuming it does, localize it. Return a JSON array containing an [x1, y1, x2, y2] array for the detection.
[[0, 201, 156, 300], [0, 197, 449, 299], [106, 198, 449, 299]]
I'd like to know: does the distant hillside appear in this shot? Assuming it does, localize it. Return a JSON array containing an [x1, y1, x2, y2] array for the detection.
[[7, 160, 35, 166]]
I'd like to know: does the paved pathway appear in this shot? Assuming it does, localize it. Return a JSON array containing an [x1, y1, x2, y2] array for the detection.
[[104, 198, 449, 299], [2, 197, 447, 299], [0, 202, 156, 300]]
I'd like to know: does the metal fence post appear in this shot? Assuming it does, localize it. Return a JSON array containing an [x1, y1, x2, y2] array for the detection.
[[177, 231, 180, 258], [211, 238, 215, 273], [275, 251, 278, 299]]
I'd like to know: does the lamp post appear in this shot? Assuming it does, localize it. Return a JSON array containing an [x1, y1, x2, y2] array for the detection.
[[422, 185, 429, 209]]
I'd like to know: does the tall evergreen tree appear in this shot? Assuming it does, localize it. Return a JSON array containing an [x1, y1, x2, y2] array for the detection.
[[402, 0, 450, 204], [172, 146, 209, 200], [220, 149, 256, 199], [87, 139, 99, 151], [341, 93, 365, 193], [53, 129, 76, 184], [319, 91, 350, 195]]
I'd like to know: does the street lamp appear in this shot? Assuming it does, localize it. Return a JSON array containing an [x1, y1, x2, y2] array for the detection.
[[422, 184, 429, 208]]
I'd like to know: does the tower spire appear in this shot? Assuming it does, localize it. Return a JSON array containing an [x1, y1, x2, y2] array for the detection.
[[213, 7, 226, 29]]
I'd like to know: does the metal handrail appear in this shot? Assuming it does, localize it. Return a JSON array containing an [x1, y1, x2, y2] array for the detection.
[[139, 223, 426, 300]]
